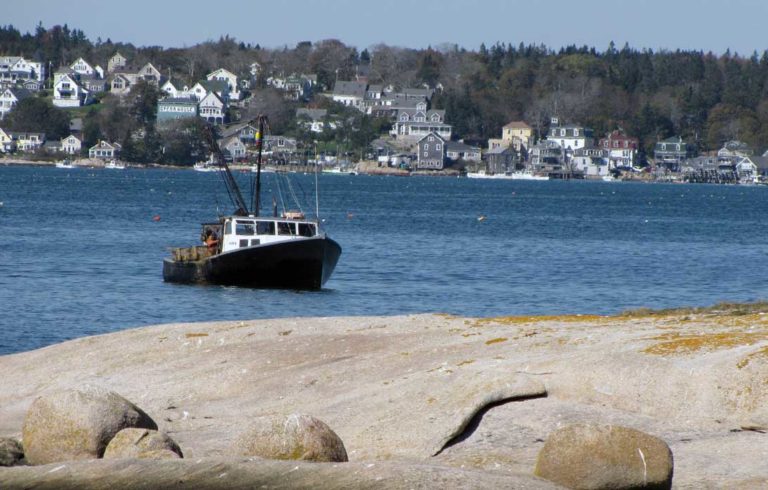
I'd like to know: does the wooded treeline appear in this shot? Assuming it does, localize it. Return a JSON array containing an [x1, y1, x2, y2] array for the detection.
[[4, 23, 768, 157]]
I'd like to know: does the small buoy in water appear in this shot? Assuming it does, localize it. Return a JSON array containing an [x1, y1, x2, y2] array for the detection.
[[152, 215, 161, 222], [347, 212, 354, 219], [478, 215, 486, 222]]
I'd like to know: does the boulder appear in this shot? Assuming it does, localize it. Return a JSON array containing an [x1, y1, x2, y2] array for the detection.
[[233, 413, 348, 462], [22, 386, 157, 465], [0, 438, 24, 466], [534, 424, 673, 490], [103, 428, 182, 459]]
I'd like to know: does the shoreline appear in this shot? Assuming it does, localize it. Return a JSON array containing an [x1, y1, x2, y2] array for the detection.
[[1, 306, 767, 487]]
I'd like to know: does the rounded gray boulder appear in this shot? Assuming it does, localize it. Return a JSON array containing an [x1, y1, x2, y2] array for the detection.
[[534, 423, 673, 489], [103, 428, 183, 459], [22, 386, 157, 465], [0, 437, 24, 466], [233, 413, 348, 462]]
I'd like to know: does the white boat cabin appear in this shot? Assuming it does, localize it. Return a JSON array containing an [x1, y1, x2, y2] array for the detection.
[[205, 214, 319, 253]]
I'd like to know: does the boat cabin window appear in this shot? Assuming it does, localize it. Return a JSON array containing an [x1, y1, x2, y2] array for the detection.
[[277, 221, 295, 236], [298, 223, 316, 237], [235, 221, 255, 235], [256, 221, 275, 235]]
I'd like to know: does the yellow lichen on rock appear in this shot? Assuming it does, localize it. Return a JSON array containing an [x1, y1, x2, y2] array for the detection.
[[485, 338, 508, 345], [471, 314, 605, 327], [643, 329, 768, 355]]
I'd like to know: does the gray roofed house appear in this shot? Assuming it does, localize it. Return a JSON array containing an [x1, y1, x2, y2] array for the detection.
[[445, 140, 481, 162], [400, 87, 435, 101], [331, 81, 368, 112], [416, 132, 446, 170], [484, 146, 518, 174], [654, 136, 696, 169], [391, 108, 451, 142], [220, 122, 259, 143]]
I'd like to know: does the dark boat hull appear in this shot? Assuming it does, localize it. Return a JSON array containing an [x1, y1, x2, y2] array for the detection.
[[163, 236, 341, 290]]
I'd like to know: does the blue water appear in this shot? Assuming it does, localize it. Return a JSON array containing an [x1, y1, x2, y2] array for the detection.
[[2, 165, 767, 354]]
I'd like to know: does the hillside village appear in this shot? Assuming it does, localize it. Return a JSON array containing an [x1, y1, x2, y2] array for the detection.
[[2, 47, 768, 183]]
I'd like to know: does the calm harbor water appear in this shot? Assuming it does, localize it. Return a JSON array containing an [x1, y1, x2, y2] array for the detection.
[[2, 164, 768, 355]]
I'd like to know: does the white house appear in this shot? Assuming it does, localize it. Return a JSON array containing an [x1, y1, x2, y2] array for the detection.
[[12, 131, 45, 152], [0, 127, 15, 152], [207, 68, 240, 100], [89, 140, 121, 159], [60, 134, 82, 155], [107, 52, 128, 73], [571, 146, 610, 177], [331, 81, 367, 112], [161, 79, 189, 98], [0, 57, 45, 88], [53, 72, 91, 107], [220, 136, 246, 161], [546, 119, 594, 152], [110, 73, 133, 95], [198, 91, 226, 125], [70, 57, 96, 76], [0, 87, 32, 119], [136, 63, 162, 84], [390, 105, 452, 142]]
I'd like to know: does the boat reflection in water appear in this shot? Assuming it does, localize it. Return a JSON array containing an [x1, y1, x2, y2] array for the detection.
[[163, 116, 341, 290]]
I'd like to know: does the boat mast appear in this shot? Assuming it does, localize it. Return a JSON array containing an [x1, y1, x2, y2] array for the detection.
[[252, 116, 266, 217]]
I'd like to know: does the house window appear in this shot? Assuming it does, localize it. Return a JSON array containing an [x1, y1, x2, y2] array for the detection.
[[560, 129, 565, 137], [436, 144, 441, 150], [428, 136, 434, 142], [574, 129, 579, 137], [423, 144, 428, 150], [423, 151, 428, 157]]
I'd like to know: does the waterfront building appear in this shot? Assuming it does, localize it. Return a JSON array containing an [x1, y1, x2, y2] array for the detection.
[[547, 119, 594, 152], [599, 130, 639, 168], [654, 136, 696, 170], [60, 134, 82, 155], [11, 131, 45, 152], [89, 140, 121, 159], [530, 140, 563, 171], [415, 132, 446, 170], [446, 140, 481, 163]]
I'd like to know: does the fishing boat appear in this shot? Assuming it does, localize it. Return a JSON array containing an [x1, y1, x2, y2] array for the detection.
[[163, 116, 341, 289], [466, 169, 549, 181], [105, 159, 126, 170], [55, 159, 74, 169], [509, 170, 549, 181], [193, 161, 222, 172]]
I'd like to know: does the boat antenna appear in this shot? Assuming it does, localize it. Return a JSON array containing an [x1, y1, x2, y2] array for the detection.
[[315, 150, 320, 220], [252, 115, 267, 217], [203, 124, 249, 216]]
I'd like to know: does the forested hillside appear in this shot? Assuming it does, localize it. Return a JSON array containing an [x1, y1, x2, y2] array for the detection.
[[3, 23, 768, 156]]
